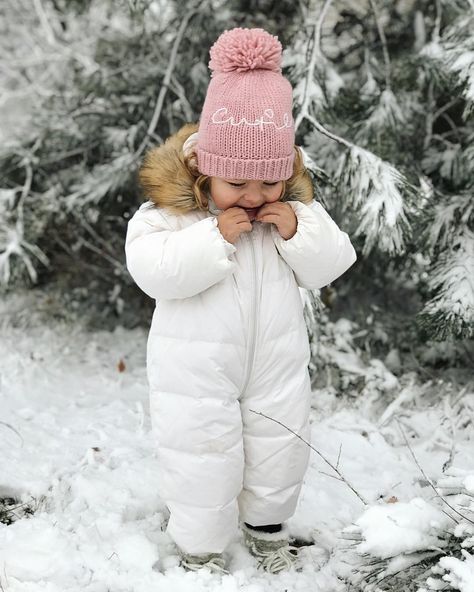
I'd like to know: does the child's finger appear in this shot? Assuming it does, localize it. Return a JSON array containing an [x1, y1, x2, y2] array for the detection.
[[236, 221, 253, 234], [227, 208, 252, 221], [257, 203, 279, 212], [256, 203, 287, 217], [257, 214, 280, 225]]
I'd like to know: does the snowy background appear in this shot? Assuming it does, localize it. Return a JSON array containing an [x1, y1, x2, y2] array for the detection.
[[1, 0, 473, 591]]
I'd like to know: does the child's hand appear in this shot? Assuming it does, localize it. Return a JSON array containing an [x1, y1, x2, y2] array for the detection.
[[255, 202, 297, 240], [217, 207, 253, 244]]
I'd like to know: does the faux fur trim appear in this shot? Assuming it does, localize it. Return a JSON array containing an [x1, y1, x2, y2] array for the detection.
[[138, 122, 201, 216], [138, 122, 314, 215]]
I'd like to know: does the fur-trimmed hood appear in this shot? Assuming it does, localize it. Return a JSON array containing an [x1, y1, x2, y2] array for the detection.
[[138, 122, 314, 215], [138, 123, 201, 216]]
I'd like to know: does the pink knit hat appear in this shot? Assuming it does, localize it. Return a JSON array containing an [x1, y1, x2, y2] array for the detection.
[[196, 28, 295, 182]]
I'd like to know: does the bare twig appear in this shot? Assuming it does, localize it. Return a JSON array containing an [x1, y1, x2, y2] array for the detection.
[[368, 0, 391, 90], [440, 112, 462, 142], [295, 0, 334, 132], [293, 5, 371, 154], [395, 418, 474, 525], [336, 442, 342, 469], [0, 421, 23, 447], [79, 239, 127, 276], [306, 113, 354, 149], [0, 561, 7, 592], [169, 74, 194, 122], [134, 2, 203, 159], [433, 0, 442, 43], [249, 409, 368, 505], [32, 0, 57, 45], [424, 80, 435, 150], [432, 98, 462, 123], [451, 385, 470, 409], [16, 159, 34, 228], [314, 0, 333, 57], [441, 394, 457, 473], [40, 142, 102, 167], [318, 470, 344, 481], [71, 211, 120, 259]]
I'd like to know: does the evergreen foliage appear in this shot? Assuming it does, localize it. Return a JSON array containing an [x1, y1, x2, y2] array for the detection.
[[1, 0, 472, 340]]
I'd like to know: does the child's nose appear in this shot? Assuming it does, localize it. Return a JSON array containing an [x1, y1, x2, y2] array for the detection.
[[243, 189, 264, 207]]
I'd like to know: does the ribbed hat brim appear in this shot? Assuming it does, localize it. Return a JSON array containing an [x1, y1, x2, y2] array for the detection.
[[197, 148, 294, 181]]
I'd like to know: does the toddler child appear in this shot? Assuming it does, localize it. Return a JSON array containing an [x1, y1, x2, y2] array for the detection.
[[125, 27, 357, 574]]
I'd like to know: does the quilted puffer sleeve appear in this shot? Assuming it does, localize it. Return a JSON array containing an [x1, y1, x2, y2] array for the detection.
[[271, 199, 357, 290], [125, 203, 236, 300]]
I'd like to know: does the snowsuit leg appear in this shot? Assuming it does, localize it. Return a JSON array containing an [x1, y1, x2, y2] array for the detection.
[[147, 322, 246, 555], [237, 334, 312, 527], [150, 388, 244, 554]]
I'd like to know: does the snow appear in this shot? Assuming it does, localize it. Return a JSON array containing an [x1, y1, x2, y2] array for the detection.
[[353, 498, 451, 559], [426, 551, 474, 592], [0, 516, 82, 582], [0, 319, 473, 591], [465, 476, 474, 493]]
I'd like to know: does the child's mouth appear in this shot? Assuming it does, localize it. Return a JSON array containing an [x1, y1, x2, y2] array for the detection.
[[242, 207, 260, 221]]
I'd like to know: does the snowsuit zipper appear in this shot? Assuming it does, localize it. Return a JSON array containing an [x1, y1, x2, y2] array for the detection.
[[240, 230, 259, 398]]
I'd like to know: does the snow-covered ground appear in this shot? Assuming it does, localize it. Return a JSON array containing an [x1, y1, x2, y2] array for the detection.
[[0, 315, 473, 591]]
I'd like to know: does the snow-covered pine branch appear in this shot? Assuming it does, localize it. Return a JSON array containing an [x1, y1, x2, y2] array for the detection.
[[0, 178, 50, 287], [64, 153, 137, 211], [421, 10, 474, 119], [336, 146, 412, 256], [441, 10, 474, 119], [417, 228, 474, 340], [354, 89, 406, 144], [426, 193, 473, 252], [0, 226, 49, 286]]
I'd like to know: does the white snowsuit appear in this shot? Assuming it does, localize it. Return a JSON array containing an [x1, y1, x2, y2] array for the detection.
[[125, 130, 357, 554]]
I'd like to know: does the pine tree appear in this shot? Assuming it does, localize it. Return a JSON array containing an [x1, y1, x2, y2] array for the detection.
[[285, 0, 473, 341], [1, 0, 472, 340]]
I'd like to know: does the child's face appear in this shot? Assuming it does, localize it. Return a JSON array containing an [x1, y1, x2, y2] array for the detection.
[[209, 177, 283, 221]]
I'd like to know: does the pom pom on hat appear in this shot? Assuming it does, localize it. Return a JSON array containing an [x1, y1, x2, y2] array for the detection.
[[209, 27, 282, 74]]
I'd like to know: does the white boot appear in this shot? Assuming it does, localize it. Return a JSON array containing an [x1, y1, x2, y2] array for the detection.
[[241, 523, 299, 574], [179, 551, 229, 574]]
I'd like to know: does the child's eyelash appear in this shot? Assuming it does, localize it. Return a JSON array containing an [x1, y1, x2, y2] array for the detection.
[[228, 182, 278, 187]]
